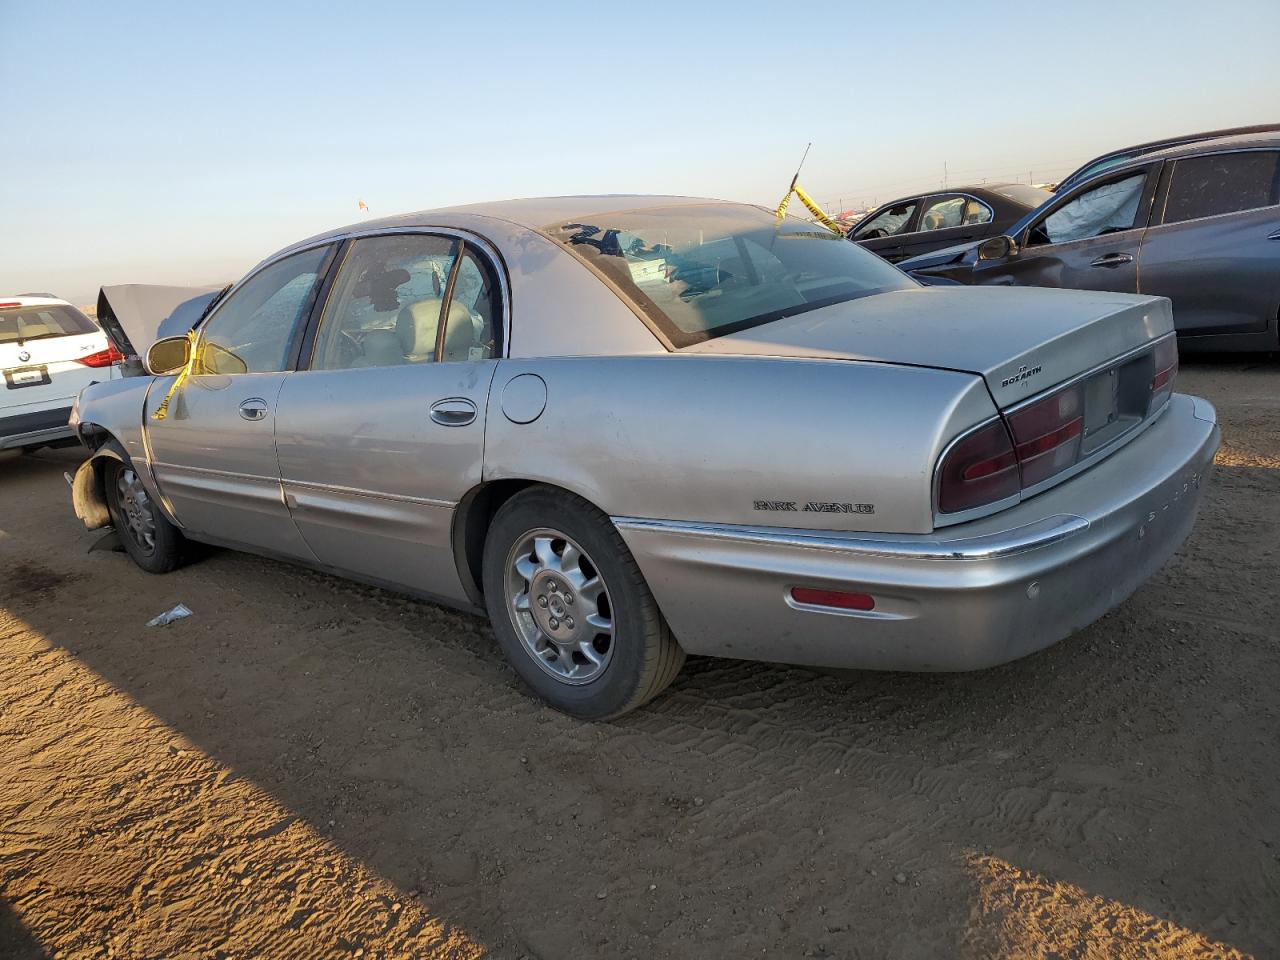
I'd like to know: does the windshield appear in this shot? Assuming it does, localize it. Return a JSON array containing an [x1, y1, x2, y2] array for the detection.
[[544, 204, 913, 347], [0, 303, 96, 345]]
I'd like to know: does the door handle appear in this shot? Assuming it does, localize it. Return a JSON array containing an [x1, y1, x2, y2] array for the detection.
[[238, 398, 269, 421], [429, 397, 477, 427], [1268, 228, 1280, 240], [1090, 252, 1134, 268]]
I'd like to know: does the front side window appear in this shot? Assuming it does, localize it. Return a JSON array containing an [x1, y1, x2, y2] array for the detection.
[[0, 304, 96, 344], [1163, 151, 1280, 224], [310, 234, 500, 371], [545, 203, 914, 348], [1030, 173, 1147, 245], [851, 200, 917, 240], [198, 246, 331, 374]]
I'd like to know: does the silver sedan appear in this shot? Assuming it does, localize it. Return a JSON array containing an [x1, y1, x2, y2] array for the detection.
[[69, 196, 1220, 717]]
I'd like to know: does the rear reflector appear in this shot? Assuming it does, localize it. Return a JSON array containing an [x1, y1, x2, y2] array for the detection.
[[0, 302, 21, 309], [790, 587, 876, 611], [77, 345, 125, 368]]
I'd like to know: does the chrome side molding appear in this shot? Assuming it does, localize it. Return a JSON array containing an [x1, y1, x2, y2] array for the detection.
[[612, 513, 1091, 562]]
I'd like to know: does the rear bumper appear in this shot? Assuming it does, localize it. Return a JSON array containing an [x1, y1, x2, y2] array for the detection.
[[0, 405, 75, 449], [616, 393, 1220, 671]]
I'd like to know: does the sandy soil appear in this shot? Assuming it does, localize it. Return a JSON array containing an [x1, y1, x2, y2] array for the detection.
[[1, 357, 1277, 959]]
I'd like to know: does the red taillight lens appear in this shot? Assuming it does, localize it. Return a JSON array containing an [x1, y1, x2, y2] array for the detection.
[[790, 587, 876, 611], [936, 419, 1020, 513], [1006, 384, 1085, 488], [1148, 336, 1178, 414], [77, 345, 125, 368]]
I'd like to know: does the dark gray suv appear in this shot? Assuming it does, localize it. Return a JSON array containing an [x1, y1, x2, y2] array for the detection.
[[900, 132, 1280, 352]]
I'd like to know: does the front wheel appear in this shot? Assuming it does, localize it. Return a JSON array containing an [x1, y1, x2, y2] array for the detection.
[[482, 487, 684, 719], [104, 459, 187, 574]]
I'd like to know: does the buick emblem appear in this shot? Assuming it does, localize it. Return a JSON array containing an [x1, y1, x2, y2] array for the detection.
[[17, 349, 30, 363]]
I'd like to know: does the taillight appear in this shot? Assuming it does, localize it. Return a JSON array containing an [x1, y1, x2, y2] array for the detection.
[[936, 419, 1020, 513], [1006, 384, 1084, 488], [77, 345, 125, 368], [1148, 336, 1178, 414]]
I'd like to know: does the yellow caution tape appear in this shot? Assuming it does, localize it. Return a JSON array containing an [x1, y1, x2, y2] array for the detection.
[[775, 176, 845, 237], [151, 331, 199, 421]]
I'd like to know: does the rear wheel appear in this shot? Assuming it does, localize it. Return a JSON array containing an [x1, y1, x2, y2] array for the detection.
[[104, 459, 186, 574], [482, 487, 684, 719]]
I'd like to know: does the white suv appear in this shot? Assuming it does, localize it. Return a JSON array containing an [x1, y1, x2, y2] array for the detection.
[[1, 295, 122, 451]]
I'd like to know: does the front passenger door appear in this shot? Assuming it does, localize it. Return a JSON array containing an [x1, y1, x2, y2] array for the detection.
[[973, 167, 1157, 294], [144, 245, 335, 559]]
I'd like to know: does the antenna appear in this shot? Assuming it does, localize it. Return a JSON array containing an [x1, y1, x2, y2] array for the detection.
[[788, 142, 813, 193]]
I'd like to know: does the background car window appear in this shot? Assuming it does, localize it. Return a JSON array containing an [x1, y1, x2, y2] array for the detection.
[[1163, 151, 1280, 224], [312, 234, 473, 370], [441, 250, 500, 362], [198, 246, 330, 374], [0, 304, 96, 344], [1031, 173, 1146, 245], [851, 201, 917, 239]]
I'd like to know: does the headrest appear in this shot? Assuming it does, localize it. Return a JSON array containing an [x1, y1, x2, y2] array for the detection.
[[396, 299, 478, 361]]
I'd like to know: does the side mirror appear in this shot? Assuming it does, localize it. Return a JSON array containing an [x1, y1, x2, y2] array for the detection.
[[145, 336, 190, 375], [977, 235, 1019, 261]]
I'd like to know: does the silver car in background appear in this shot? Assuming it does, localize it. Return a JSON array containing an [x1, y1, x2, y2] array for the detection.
[[69, 196, 1220, 718]]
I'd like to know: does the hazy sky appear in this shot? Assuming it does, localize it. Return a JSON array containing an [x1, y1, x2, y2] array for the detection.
[[3, 0, 1278, 305]]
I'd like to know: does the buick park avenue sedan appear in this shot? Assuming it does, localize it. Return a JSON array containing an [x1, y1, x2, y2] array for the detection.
[[69, 196, 1219, 718]]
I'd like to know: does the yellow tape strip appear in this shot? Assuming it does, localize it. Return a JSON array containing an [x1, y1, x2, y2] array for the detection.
[[150, 332, 198, 421], [774, 181, 846, 237]]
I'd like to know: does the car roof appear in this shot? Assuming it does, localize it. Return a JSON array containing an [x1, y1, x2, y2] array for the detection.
[[0, 295, 73, 308], [1122, 130, 1280, 165], [319, 194, 737, 239]]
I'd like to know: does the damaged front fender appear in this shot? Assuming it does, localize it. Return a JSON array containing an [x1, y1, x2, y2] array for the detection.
[[71, 441, 127, 531]]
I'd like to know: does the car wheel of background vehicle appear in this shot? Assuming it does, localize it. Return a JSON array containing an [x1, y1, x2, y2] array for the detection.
[[104, 459, 186, 574], [482, 486, 684, 719]]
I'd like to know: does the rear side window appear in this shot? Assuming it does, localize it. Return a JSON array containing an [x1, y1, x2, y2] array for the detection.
[[1163, 151, 1280, 224], [0, 304, 95, 344]]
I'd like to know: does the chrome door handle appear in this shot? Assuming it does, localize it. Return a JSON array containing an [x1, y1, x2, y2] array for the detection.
[[1090, 252, 1134, 267], [1268, 228, 1280, 240], [429, 397, 477, 427], [238, 398, 269, 421]]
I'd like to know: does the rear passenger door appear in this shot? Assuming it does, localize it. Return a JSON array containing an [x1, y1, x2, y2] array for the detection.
[[273, 231, 504, 602], [896, 193, 994, 260], [1138, 148, 1280, 338]]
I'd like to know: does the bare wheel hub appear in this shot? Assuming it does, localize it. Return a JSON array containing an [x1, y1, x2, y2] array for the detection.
[[505, 529, 614, 685]]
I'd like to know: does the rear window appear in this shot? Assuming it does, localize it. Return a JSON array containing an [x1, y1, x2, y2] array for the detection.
[[1163, 151, 1280, 224], [989, 184, 1052, 208], [0, 303, 96, 345], [544, 203, 913, 347]]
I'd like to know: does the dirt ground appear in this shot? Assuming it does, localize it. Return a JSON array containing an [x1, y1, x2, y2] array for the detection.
[[1, 358, 1277, 959]]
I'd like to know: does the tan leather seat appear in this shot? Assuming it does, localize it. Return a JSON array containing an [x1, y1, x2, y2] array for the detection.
[[396, 298, 479, 362]]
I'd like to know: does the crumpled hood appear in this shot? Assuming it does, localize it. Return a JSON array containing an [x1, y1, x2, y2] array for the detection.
[[96, 284, 225, 357], [684, 285, 1174, 408]]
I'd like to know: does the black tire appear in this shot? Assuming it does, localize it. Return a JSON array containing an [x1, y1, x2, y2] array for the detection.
[[482, 486, 684, 719], [103, 458, 187, 574]]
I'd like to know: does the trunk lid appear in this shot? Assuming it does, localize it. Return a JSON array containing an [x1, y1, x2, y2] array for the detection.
[[684, 285, 1173, 408]]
